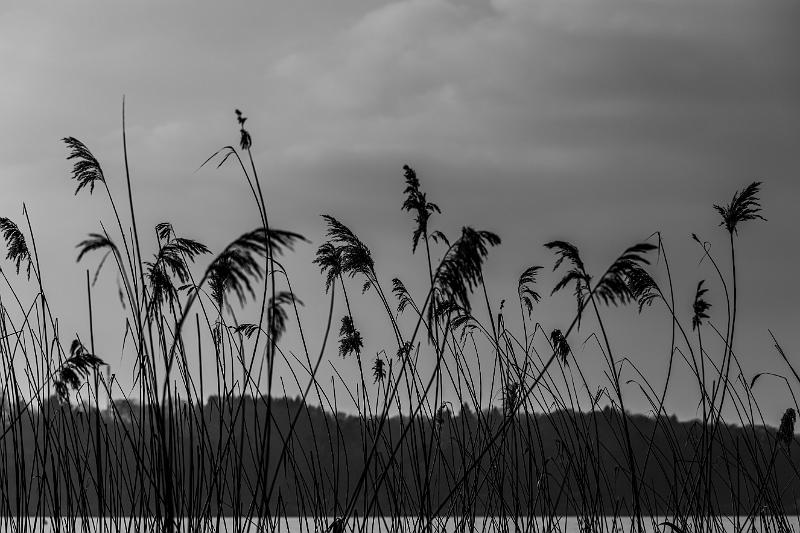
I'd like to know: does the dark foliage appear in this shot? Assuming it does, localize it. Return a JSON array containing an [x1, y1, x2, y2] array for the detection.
[[14, 396, 799, 516]]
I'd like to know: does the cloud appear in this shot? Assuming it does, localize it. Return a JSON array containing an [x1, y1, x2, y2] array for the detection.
[[266, 0, 799, 182]]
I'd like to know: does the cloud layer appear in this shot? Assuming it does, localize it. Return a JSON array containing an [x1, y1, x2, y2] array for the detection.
[[1, 0, 798, 421]]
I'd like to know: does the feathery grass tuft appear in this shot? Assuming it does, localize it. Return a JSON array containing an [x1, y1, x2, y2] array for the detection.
[[550, 329, 571, 364], [372, 357, 386, 383], [503, 382, 519, 417], [692, 280, 711, 331], [713, 181, 765, 234], [435, 227, 500, 314], [401, 164, 440, 253], [0, 217, 32, 279], [314, 242, 343, 293], [63, 137, 105, 195], [76, 233, 118, 263], [777, 408, 796, 448], [338, 315, 363, 358], [546, 240, 590, 327], [319, 215, 374, 279], [146, 224, 210, 311], [232, 322, 261, 339], [207, 227, 305, 308], [594, 243, 658, 307], [518, 265, 542, 317], [235, 109, 252, 150], [267, 291, 301, 344], [626, 266, 660, 312], [54, 337, 105, 403], [392, 278, 414, 314]]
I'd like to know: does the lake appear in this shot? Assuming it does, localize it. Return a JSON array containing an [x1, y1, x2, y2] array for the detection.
[[4, 515, 798, 533]]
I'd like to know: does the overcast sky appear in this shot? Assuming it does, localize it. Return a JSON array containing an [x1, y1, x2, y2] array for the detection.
[[1, 0, 799, 423]]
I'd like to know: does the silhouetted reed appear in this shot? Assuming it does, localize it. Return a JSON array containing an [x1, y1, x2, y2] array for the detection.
[[0, 111, 795, 533]]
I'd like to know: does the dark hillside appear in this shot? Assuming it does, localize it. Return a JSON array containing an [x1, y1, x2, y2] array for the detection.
[[3, 396, 797, 517]]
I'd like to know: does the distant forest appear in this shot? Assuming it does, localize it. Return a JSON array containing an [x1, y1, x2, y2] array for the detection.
[[1, 395, 797, 517]]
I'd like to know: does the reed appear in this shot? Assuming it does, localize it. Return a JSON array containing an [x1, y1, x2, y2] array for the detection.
[[0, 110, 795, 533]]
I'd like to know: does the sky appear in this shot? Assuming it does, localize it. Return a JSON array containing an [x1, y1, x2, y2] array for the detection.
[[0, 0, 799, 424]]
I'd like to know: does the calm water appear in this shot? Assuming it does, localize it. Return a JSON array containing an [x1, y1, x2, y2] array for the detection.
[[5, 516, 799, 533]]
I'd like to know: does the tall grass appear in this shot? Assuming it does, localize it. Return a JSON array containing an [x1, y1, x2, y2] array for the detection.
[[0, 109, 797, 533]]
